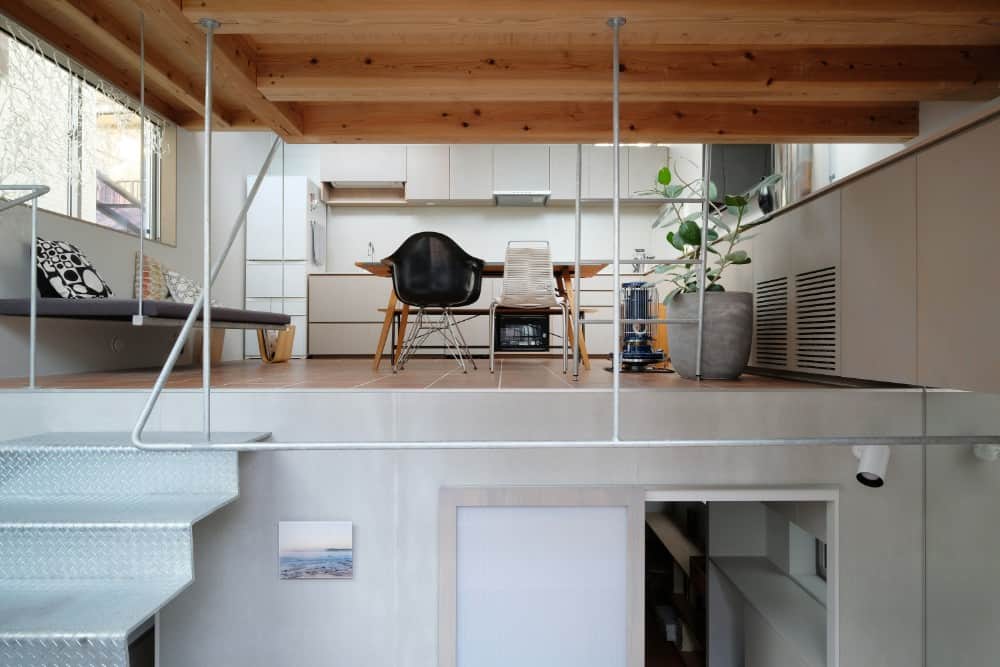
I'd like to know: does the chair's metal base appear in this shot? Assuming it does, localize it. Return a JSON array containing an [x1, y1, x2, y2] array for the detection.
[[394, 308, 477, 373]]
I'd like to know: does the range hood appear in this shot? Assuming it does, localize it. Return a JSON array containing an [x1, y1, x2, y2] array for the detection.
[[493, 190, 551, 207]]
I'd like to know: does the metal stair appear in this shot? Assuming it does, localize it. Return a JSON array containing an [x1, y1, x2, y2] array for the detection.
[[0, 433, 239, 667]]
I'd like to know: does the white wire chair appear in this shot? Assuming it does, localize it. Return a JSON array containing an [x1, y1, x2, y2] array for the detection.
[[489, 241, 569, 373]]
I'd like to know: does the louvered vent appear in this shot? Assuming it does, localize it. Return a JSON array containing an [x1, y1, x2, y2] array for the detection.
[[795, 266, 838, 372], [755, 276, 789, 367]]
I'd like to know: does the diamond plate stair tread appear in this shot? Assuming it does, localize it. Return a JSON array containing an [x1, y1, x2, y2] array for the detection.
[[0, 579, 189, 637], [0, 493, 236, 524], [1, 431, 269, 448]]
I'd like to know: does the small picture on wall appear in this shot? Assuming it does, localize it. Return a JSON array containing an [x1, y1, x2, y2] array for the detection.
[[278, 521, 353, 580]]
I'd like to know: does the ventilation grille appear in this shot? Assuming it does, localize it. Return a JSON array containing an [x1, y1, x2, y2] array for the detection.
[[795, 266, 838, 372], [755, 276, 789, 367]]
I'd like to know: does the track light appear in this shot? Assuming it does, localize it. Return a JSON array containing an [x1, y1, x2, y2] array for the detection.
[[853, 445, 890, 488]]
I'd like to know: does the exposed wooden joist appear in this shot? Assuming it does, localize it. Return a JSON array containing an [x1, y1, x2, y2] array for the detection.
[[291, 101, 918, 143], [182, 0, 1000, 46], [130, 0, 304, 137], [1, 0, 181, 121], [257, 45, 1000, 103], [7, 0, 232, 128]]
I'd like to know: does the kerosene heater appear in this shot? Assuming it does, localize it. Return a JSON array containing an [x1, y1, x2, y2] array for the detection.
[[620, 281, 666, 370]]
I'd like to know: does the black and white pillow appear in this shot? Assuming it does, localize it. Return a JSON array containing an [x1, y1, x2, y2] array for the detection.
[[35, 238, 114, 299], [165, 270, 219, 306]]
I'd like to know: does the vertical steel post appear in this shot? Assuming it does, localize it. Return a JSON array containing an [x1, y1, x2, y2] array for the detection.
[[29, 197, 37, 389], [608, 16, 625, 441], [135, 11, 146, 325], [695, 143, 712, 378], [573, 143, 582, 378], [200, 18, 219, 439]]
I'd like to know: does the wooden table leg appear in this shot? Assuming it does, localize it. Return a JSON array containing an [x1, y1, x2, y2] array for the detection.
[[373, 289, 398, 371], [558, 272, 591, 370], [393, 303, 411, 366]]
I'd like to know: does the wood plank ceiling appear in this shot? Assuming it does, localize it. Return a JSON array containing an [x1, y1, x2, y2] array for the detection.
[[3, 0, 1000, 142]]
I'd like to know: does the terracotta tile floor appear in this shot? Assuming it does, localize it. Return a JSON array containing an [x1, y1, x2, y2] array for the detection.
[[0, 358, 832, 391]]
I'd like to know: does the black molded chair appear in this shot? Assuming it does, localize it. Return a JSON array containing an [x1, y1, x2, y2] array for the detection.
[[383, 232, 484, 372]]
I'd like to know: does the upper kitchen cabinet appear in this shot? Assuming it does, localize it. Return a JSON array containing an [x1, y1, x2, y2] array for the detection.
[[582, 144, 629, 200], [917, 116, 1000, 392], [548, 144, 580, 200], [493, 145, 550, 193], [626, 145, 669, 199], [449, 145, 494, 201], [320, 145, 406, 185], [840, 157, 917, 385], [405, 144, 450, 201]]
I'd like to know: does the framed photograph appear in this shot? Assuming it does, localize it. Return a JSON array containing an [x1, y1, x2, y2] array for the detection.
[[278, 521, 354, 580]]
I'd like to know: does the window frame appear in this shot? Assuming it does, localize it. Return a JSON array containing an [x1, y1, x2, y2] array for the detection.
[[0, 22, 177, 247]]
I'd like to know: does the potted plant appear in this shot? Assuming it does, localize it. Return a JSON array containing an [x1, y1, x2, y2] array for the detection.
[[641, 162, 780, 379]]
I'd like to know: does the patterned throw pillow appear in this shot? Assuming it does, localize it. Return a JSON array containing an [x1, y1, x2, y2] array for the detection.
[[133, 252, 171, 301], [35, 237, 114, 299], [164, 270, 219, 306]]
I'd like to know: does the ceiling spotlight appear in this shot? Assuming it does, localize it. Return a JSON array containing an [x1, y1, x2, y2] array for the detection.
[[853, 445, 890, 488]]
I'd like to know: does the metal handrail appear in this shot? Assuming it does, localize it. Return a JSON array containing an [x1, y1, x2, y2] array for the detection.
[[131, 136, 281, 448], [0, 184, 51, 389]]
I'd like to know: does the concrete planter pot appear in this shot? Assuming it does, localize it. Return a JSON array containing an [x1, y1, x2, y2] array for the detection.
[[667, 291, 753, 380]]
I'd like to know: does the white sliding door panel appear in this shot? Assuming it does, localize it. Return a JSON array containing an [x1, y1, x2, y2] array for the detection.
[[455, 506, 627, 667]]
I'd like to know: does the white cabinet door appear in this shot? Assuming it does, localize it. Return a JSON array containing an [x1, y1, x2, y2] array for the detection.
[[449, 145, 494, 201], [320, 145, 406, 183], [917, 116, 1000, 391], [245, 175, 283, 260], [281, 177, 308, 261], [549, 144, 581, 201], [283, 262, 308, 299], [493, 145, 550, 192], [405, 144, 451, 200], [246, 262, 284, 298], [841, 157, 917, 384], [309, 274, 392, 322], [309, 323, 392, 355], [583, 144, 629, 199], [626, 145, 669, 199]]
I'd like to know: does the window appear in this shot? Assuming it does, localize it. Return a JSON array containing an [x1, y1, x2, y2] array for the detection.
[[0, 20, 172, 242]]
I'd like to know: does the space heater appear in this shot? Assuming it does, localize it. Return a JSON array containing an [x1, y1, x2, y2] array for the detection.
[[620, 281, 666, 370]]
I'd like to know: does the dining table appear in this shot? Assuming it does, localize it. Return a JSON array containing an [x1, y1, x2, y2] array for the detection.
[[355, 260, 610, 371]]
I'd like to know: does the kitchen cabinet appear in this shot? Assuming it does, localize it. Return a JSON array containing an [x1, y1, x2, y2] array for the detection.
[[626, 145, 669, 199], [320, 144, 406, 184], [548, 144, 580, 200], [405, 144, 450, 200], [493, 145, 550, 192], [841, 157, 917, 384], [582, 144, 629, 200], [916, 115, 1000, 391], [449, 145, 494, 201]]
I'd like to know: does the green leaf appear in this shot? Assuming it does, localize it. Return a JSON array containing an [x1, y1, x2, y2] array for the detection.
[[663, 183, 686, 199], [706, 228, 719, 242], [725, 250, 751, 265], [724, 194, 749, 209], [657, 166, 672, 186], [707, 180, 719, 201], [666, 231, 686, 252], [707, 283, 726, 292], [678, 220, 701, 246]]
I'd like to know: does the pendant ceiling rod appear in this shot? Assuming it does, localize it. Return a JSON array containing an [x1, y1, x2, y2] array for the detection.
[[199, 17, 220, 438], [135, 10, 146, 325], [608, 16, 626, 442]]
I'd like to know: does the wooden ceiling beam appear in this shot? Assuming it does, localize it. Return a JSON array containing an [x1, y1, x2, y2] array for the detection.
[[130, 0, 304, 137], [256, 45, 1000, 103], [1, 1, 182, 121], [291, 101, 918, 143], [5, 0, 232, 128], [182, 0, 1000, 46]]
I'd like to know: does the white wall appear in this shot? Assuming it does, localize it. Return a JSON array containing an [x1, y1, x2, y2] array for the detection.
[[0, 128, 205, 378]]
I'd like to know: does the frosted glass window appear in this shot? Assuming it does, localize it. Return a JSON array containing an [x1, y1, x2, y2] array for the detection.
[[456, 506, 627, 667]]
